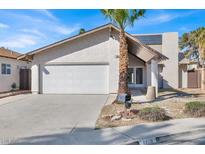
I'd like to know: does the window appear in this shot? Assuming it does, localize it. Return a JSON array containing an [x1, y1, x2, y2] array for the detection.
[[136, 68, 143, 84], [128, 68, 134, 84], [1, 64, 11, 75]]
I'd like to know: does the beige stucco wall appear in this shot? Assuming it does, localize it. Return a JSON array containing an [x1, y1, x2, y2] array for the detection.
[[31, 27, 180, 94], [179, 65, 188, 88], [147, 34, 179, 89], [128, 54, 145, 67], [33, 29, 110, 64], [108, 30, 120, 93], [161, 32, 179, 89], [148, 45, 162, 53], [0, 57, 28, 92], [31, 28, 151, 94], [31, 28, 121, 94], [31, 29, 179, 93]]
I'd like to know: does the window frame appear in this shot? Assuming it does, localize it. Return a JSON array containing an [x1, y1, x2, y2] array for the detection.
[[1, 63, 11, 75]]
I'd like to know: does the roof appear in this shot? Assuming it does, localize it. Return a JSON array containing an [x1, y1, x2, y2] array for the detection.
[[178, 52, 199, 65], [18, 23, 168, 61], [133, 34, 162, 45], [0, 47, 22, 59], [179, 57, 198, 65], [179, 57, 190, 65]]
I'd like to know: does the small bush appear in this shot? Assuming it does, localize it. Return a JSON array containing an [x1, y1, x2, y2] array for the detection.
[[138, 107, 168, 121], [185, 101, 205, 117]]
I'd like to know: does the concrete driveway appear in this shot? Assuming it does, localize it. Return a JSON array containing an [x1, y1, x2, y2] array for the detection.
[[0, 94, 107, 144]]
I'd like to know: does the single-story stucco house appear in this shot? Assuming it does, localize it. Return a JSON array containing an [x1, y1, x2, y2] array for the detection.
[[0, 47, 29, 92], [16, 23, 182, 95]]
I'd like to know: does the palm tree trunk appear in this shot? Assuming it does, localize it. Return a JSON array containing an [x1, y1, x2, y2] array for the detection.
[[118, 29, 129, 94]]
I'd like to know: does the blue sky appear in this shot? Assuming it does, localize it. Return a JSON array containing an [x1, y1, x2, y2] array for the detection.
[[0, 9, 205, 53]]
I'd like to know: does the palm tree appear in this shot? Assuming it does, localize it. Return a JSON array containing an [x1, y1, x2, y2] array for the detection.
[[101, 9, 146, 96], [190, 27, 205, 89], [180, 33, 197, 58], [79, 28, 86, 34]]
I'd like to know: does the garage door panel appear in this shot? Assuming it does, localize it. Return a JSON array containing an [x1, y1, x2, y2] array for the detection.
[[42, 65, 109, 94]]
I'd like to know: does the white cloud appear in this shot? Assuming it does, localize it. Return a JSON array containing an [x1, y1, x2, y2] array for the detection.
[[35, 9, 58, 21], [55, 25, 80, 35], [153, 14, 175, 23], [7, 10, 79, 35], [0, 34, 38, 48], [0, 23, 9, 29], [138, 10, 198, 26], [179, 26, 190, 32], [7, 13, 45, 23], [20, 28, 46, 38], [0, 10, 81, 51], [140, 14, 177, 25]]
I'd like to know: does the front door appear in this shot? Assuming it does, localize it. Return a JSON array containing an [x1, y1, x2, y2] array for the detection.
[[20, 69, 31, 90]]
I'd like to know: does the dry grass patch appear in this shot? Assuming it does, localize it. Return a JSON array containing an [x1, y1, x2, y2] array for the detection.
[[138, 107, 169, 121], [96, 101, 188, 129], [184, 101, 205, 117], [96, 98, 205, 129]]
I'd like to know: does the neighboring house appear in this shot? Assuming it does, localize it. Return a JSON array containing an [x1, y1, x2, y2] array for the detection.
[[19, 23, 182, 95], [0, 47, 29, 92], [179, 52, 200, 88]]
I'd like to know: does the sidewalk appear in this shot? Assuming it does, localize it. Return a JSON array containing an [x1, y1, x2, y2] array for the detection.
[[14, 117, 205, 145]]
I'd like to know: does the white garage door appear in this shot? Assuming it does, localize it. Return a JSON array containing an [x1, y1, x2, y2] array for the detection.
[[42, 64, 109, 94]]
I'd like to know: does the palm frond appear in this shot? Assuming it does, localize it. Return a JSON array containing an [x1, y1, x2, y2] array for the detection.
[[100, 9, 146, 30]]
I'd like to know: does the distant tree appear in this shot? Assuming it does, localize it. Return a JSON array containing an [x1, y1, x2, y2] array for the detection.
[[79, 28, 86, 34], [180, 33, 197, 58]]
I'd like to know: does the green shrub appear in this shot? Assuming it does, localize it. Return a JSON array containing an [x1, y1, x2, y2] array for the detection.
[[185, 101, 205, 117], [138, 107, 168, 121]]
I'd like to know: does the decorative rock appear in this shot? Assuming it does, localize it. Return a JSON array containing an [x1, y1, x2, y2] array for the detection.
[[111, 115, 122, 121]]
